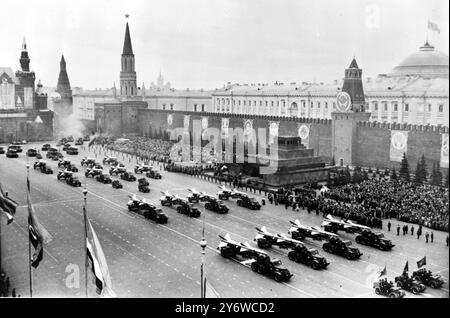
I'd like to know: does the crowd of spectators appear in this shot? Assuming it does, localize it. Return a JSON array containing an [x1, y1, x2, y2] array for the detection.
[[266, 187, 383, 229], [324, 179, 449, 232]]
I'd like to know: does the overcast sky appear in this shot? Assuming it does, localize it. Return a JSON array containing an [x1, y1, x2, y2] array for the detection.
[[0, 0, 448, 90]]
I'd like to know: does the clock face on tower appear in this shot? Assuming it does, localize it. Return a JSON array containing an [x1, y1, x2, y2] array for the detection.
[[336, 92, 351, 112]]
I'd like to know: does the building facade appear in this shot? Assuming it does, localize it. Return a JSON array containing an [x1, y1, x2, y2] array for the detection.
[[211, 42, 449, 127], [0, 38, 54, 143]]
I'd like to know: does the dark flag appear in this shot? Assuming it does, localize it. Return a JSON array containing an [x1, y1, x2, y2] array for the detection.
[[27, 177, 53, 268], [417, 256, 427, 269], [88, 137, 97, 148], [379, 265, 387, 278], [86, 218, 116, 297], [403, 261, 409, 274], [0, 182, 18, 224]]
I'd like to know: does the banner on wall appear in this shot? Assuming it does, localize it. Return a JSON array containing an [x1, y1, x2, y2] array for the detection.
[[389, 130, 408, 162], [184, 115, 190, 131], [243, 119, 253, 142], [221, 118, 229, 138], [298, 124, 310, 148], [441, 133, 449, 168], [201, 117, 208, 130], [269, 122, 279, 144], [167, 114, 173, 127]]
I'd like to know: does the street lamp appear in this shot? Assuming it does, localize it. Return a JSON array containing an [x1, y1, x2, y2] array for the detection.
[[26, 120, 32, 142]]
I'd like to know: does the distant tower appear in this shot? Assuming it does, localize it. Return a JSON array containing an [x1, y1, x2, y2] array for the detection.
[[157, 71, 164, 87], [15, 37, 36, 109], [20, 37, 30, 72], [120, 21, 137, 97], [331, 57, 370, 167], [56, 55, 73, 105], [142, 82, 146, 100], [341, 57, 365, 112]]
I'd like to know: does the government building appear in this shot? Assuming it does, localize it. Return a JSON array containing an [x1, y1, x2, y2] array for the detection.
[[212, 41, 448, 127]]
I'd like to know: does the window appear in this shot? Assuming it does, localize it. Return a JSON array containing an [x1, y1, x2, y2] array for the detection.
[[428, 104, 432, 112], [271, 101, 274, 107], [383, 103, 388, 111], [325, 102, 328, 109], [170, 104, 174, 110], [201, 104, 205, 112], [260, 101, 262, 106], [318, 102, 321, 109], [244, 101, 246, 106], [254, 100, 256, 106], [238, 100, 241, 106], [162, 104, 166, 110], [310, 101, 313, 108], [404, 104, 409, 112], [394, 103, 398, 111], [194, 104, 198, 112], [374, 103, 378, 111], [438, 104, 444, 112]]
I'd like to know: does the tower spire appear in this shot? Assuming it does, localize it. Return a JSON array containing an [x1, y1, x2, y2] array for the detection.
[[342, 56, 365, 112], [122, 22, 133, 55], [20, 38, 30, 72], [120, 18, 137, 97]]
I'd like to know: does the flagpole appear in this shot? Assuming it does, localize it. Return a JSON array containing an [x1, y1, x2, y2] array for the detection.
[[26, 163, 33, 298], [199, 214, 207, 298], [0, 206, 2, 275], [82, 186, 88, 298]]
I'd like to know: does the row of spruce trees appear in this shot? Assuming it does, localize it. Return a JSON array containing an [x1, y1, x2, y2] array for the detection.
[[328, 154, 449, 187], [399, 152, 448, 186]]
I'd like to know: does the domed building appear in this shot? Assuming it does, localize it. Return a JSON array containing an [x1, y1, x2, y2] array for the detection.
[[211, 41, 449, 127], [390, 42, 449, 78]]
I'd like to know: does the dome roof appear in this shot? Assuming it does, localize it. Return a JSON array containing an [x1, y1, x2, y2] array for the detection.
[[390, 42, 449, 78]]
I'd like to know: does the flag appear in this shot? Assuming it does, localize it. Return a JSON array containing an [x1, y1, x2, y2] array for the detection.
[[403, 261, 409, 274], [428, 21, 440, 34], [27, 177, 53, 268], [378, 265, 387, 278], [86, 218, 116, 297], [88, 137, 97, 148], [0, 183, 18, 224], [417, 256, 427, 269]]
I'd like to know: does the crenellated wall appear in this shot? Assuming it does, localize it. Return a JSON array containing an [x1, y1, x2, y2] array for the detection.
[[354, 120, 448, 172], [137, 109, 333, 159]]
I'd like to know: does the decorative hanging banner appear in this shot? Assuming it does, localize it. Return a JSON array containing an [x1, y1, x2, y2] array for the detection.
[[184, 115, 190, 131], [167, 114, 173, 127], [440, 133, 449, 168], [269, 121, 279, 144], [221, 118, 229, 138], [243, 119, 253, 142], [298, 124, 310, 148], [201, 117, 208, 130], [389, 130, 408, 162]]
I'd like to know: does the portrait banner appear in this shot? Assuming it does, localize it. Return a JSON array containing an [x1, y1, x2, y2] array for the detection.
[[269, 121, 279, 144], [221, 118, 229, 138], [389, 130, 408, 162], [243, 119, 253, 142], [298, 124, 310, 148], [441, 133, 449, 168], [167, 114, 173, 127], [184, 115, 190, 131]]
